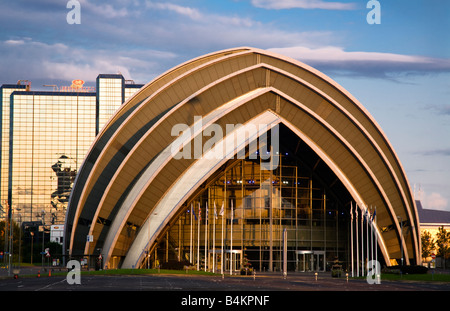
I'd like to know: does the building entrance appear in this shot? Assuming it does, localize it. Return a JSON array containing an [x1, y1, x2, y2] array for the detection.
[[296, 250, 325, 272], [208, 249, 242, 273]]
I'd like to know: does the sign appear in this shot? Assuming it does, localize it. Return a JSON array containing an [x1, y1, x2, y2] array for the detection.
[[431, 253, 436, 260], [71, 79, 85, 89], [59, 79, 94, 93], [87, 234, 94, 242]]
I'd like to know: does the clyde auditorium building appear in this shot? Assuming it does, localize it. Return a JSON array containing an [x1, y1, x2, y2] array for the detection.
[[65, 47, 421, 273]]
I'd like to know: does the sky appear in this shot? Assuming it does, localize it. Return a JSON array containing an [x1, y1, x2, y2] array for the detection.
[[0, 0, 449, 211]]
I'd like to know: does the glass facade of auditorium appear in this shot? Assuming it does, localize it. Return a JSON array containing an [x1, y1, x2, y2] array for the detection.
[[0, 75, 143, 225], [145, 147, 352, 273]]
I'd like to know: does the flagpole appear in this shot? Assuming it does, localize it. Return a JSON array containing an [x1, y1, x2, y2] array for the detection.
[[361, 207, 365, 276], [205, 202, 208, 272], [351, 202, 354, 278], [230, 199, 233, 276], [190, 203, 193, 265], [371, 205, 374, 266], [220, 201, 224, 275], [366, 207, 369, 275], [197, 202, 201, 271], [375, 206, 378, 276], [356, 205, 359, 277], [213, 201, 217, 273]]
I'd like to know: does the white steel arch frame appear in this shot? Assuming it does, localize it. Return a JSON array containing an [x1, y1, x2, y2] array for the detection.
[[65, 47, 420, 268]]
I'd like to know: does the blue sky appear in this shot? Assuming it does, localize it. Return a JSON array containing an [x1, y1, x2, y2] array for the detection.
[[1, 0, 449, 211]]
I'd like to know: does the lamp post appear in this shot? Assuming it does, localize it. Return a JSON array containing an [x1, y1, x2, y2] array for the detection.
[[18, 212, 22, 269], [30, 231, 34, 264], [397, 216, 403, 267], [41, 210, 45, 268]]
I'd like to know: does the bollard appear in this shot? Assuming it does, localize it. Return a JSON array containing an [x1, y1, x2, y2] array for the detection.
[[315, 272, 318, 281], [253, 271, 256, 281]]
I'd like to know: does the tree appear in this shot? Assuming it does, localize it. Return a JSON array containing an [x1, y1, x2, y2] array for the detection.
[[0, 220, 22, 264], [436, 226, 450, 260], [421, 230, 435, 260]]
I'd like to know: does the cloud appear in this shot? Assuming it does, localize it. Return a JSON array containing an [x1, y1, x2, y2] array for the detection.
[[112, 2, 337, 52], [420, 190, 449, 211], [3, 1, 448, 85], [145, 1, 202, 20], [426, 104, 450, 116], [0, 38, 176, 86], [4, 39, 26, 45], [418, 148, 450, 157], [145, 1, 259, 27], [251, 0, 357, 10], [268, 46, 450, 78], [78, 0, 130, 18], [0, 2, 338, 87]]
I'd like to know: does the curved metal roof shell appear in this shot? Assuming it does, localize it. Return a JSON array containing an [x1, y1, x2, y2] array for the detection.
[[65, 47, 420, 268]]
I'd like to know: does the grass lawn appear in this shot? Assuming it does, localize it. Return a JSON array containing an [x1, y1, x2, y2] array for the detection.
[[79, 268, 216, 276], [4, 264, 450, 283], [41, 269, 450, 283], [380, 272, 450, 282]]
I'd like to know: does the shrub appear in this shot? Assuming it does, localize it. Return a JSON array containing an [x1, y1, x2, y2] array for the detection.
[[401, 265, 428, 274], [160, 260, 192, 270], [383, 265, 428, 274]]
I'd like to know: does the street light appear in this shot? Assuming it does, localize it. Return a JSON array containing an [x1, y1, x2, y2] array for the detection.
[[41, 210, 45, 268], [397, 216, 403, 267], [30, 231, 34, 264]]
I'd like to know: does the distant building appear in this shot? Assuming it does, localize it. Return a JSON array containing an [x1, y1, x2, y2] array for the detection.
[[0, 75, 143, 227], [417, 200, 450, 235], [50, 224, 65, 245], [417, 199, 450, 267]]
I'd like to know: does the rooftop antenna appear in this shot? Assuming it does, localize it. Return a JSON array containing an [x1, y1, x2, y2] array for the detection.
[[17, 80, 31, 91]]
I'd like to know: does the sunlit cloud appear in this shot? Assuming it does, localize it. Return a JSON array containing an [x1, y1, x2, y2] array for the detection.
[[0, 38, 176, 86], [269, 46, 450, 77], [145, 1, 202, 20], [419, 190, 449, 211], [79, 0, 130, 18], [251, 0, 357, 10]]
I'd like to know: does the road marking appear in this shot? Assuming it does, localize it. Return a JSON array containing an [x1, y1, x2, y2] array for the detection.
[[35, 279, 67, 291]]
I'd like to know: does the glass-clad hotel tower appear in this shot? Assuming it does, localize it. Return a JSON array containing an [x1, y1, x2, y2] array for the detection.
[[0, 75, 143, 225]]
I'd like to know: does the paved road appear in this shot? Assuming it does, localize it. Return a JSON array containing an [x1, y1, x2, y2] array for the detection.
[[1, 270, 449, 309], [1, 270, 450, 291]]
